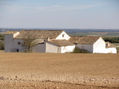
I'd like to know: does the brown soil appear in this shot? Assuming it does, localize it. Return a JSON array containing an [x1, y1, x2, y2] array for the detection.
[[0, 80, 118, 89], [0, 53, 119, 89]]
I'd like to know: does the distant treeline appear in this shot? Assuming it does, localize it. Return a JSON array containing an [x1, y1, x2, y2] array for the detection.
[[103, 37, 119, 43]]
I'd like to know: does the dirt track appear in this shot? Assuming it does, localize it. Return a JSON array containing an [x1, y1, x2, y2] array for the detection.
[[0, 53, 119, 89]]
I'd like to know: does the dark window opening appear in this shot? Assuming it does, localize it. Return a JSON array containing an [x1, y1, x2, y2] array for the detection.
[[62, 34, 65, 37], [74, 43, 78, 45], [18, 42, 21, 45], [16, 49, 19, 52]]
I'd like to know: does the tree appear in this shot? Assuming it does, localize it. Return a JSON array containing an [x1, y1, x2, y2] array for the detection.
[[22, 32, 34, 52], [73, 47, 90, 53], [0, 34, 4, 50], [0, 41, 4, 50]]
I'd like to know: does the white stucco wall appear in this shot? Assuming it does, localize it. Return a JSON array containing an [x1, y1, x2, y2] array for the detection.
[[45, 42, 75, 53], [32, 43, 45, 52], [4, 34, 24, 52], [76, 44, 93, 52], [56, 31, 70, 40], [60, 45, 75, 53], [4, 34, 14, 52], [13, 39, 24, 52], [93, 37, 106, 53], [45, 42, 60, 53], [105, 48, 117, 54]]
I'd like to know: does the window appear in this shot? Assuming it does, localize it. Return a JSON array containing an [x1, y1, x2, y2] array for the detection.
[[74, 43, 78, 45], [16, 49, 19, 52], [62, 34, 65, 37], [18, 42, 21, 45]]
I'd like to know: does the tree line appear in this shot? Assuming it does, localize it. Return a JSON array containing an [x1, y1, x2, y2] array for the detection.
[[103, 37, 119, 43]]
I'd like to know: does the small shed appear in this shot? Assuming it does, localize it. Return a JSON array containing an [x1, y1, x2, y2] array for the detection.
[[31, 39, 75, 53], [46, 40, 75, 53], [31, 39, 45, 52]]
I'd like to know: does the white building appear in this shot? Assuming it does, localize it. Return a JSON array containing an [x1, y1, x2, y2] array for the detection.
[[4, 30, 117, 54], [32, 39, 75, 53], [4, 30, 75, 53], [70, 36, 117, 54]]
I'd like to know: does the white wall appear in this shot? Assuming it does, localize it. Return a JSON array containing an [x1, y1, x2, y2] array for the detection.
[[32, 42, 75, 53], [4, 34, 14, 52], [76, 44, 93, 52], [56, 31, 70, 40], [60, 45, 75, 53], [93, 37, 106, 53], [4, 34, 24, 52], [105, 48, 117, 54], [32, 43, 45, 52], [45, 42, 60, 53], [13, 39, 24, 52]]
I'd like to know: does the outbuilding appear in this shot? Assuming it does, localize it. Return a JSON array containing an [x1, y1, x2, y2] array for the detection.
[[31, 40, 75, 53], [70, 36, 117, 54]]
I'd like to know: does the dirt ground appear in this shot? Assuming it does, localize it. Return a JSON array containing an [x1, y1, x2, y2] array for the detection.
[[0, 80, 118, 89], [0, 53, 119, 89]]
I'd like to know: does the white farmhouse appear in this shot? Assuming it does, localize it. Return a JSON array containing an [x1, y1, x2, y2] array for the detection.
[[4, 30, 75, 53], [70, 36, 117, 54], [4, 30, 117, 54]]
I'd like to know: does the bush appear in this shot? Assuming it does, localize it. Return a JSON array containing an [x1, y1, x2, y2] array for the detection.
[[73, 47, 90, 53], [103, 37, 119, 43], [0, 34, 4, 40], [0, 41, 4, 50], [117, 47, 119, 53]]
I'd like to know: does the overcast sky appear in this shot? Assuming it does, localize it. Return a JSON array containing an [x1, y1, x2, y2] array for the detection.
[[0, 0, 119, 29]]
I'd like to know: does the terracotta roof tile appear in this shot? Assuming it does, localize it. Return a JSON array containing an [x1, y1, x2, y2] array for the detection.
[[47, 40, 74, 46], [5, 30, 63, 39], [70, 36, 100, 45], [31, 39, 44, 46]]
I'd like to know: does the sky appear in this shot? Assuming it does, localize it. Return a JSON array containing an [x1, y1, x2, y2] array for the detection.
[[0, 0, 119, 29]]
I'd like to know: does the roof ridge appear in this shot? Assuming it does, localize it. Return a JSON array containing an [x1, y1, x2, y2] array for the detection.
[[20, 30, 63, 31], [11, 30, 64, 39]]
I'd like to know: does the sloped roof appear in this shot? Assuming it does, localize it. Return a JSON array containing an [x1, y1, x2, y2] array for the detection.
[[31, 39, 44, 46], [106, 42, 116, 48], [5, 30, 63, 39], [47, 40, 74, 47], [70, 36, 100, 45], [4, 31, 18, 34]]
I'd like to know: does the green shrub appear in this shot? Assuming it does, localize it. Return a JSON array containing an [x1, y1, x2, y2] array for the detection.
[[73, 47, 90, 53]]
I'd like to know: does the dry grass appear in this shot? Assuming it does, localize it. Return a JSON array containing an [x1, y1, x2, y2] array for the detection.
[[0, 53, 119, 89]]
